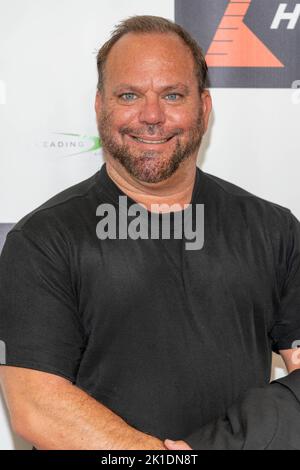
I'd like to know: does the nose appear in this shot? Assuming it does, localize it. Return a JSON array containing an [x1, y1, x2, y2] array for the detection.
[[138, 95, 166, 126]]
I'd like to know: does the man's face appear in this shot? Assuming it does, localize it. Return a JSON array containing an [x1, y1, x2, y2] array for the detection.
[[95, 32, 211, 183]]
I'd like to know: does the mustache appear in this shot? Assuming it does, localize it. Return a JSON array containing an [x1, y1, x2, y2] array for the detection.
[[119, 126, 184, 138]]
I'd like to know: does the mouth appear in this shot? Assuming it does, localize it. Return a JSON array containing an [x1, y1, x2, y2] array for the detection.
[[128, 134, 175, 145]]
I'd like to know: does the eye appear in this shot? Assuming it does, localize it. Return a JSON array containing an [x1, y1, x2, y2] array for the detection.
[[119, 93, 138, 101], [164, 93, 183, 101]]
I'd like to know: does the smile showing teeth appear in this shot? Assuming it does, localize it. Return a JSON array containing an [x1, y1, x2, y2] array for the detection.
[[131, 136, 170, 144]]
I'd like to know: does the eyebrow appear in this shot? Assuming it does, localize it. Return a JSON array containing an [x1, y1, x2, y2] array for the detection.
[[113, 83, 190, 95]]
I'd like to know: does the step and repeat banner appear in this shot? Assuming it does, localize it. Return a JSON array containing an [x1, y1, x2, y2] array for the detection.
[[0, 0, 299, 449]]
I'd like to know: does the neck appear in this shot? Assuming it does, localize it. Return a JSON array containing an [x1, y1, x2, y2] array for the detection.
[[105, 156, 197, 213]]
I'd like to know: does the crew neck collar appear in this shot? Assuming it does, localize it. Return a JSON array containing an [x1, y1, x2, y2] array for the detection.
[[96, 162, 204, 211]]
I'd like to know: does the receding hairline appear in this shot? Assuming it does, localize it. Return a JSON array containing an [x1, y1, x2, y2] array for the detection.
[[96, 15, 208, 93], [107, 30, 195, 51], [101, 31, 199, 86]]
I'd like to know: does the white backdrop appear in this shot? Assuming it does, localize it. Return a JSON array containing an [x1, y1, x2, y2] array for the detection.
[[0, 0, 298, 450]]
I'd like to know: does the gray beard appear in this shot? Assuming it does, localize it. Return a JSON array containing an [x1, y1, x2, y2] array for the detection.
[[97, 110, 205, 183]]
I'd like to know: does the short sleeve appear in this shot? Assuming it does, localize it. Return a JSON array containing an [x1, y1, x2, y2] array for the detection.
[[0, 228, 85, 382], [271, 212, 300, 353]]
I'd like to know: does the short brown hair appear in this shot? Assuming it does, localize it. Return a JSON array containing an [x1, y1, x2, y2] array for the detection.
[[96, 15, 208, 94]]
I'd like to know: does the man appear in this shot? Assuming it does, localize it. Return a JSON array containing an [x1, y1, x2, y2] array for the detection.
[[1, 15, 300, 450]]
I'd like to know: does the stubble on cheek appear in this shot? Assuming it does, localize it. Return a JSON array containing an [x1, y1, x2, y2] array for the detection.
[[97, 106, 205, 183]]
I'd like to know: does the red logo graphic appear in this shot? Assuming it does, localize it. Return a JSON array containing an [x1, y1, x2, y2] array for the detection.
[[206, 0, 284, 67]]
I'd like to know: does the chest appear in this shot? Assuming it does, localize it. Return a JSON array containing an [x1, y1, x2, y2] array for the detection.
[[77, 231, 277, 349]]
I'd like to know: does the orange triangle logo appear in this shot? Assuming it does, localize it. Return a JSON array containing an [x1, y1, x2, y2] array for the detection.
[[206, 0, 284, 67]]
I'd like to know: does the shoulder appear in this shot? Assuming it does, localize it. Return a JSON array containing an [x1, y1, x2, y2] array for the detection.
[[8, 171, 101, 242], [201, 170, 292, 229]]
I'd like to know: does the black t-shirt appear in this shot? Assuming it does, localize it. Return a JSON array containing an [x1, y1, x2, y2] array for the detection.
[[1, 163, 300, 441]]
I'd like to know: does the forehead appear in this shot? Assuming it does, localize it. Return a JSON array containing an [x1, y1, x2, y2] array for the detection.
[[104, 32, 196, 88]]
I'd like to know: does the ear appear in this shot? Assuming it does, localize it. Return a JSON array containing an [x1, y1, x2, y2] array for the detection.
[[200, 89, 212, 133]]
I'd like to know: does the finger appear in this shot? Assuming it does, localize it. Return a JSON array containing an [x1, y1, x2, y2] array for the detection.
[[164, 439, 192, 450]]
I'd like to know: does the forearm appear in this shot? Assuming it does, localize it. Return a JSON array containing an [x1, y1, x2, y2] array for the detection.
[[14, 382, 165, 450]]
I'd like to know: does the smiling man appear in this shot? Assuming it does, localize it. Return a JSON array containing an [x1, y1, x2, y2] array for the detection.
[[95, 22, 210, 208], [96, 34, 207, 184], [1, 15, 300, 451]]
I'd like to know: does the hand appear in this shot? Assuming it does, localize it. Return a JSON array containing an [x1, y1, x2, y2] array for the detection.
[[128, 433, 167, 450], [164, 439, 192, 450]]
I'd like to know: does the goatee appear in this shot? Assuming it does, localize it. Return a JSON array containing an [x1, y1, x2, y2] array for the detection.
[[97, 109, 205, 183]]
